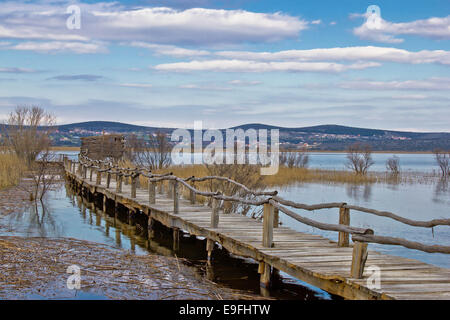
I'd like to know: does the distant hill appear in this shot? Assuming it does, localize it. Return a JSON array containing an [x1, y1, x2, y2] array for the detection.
[[56, 121, 170, 133], [3, 121, 449, 151]]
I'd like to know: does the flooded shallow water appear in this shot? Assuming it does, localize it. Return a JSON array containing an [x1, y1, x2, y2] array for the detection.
[[0, 183, 332, 300], [278, 180, 450, 268], [59, 151, 441, 173]]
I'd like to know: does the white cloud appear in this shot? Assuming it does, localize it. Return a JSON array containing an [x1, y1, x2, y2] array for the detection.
[[0, 2, 308, 47], [154, 59, 380, 73], [5, 41, 107, 54], [127, 42, 210, 57], [311, 20, 322, 25], [339, 78, 450, 91], [0, 67, 38, 73], [178, 84, 231, 91], [228, 80, 262, 86], [119, 83, 153, 88], [215, 46, 450, 65], [353, 14, 450, 43]]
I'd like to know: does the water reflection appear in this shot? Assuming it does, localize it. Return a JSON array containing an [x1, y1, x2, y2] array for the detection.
[[4, 196, 63, 237], [345, 183, 372, 201], [433, 178, 450, 205]]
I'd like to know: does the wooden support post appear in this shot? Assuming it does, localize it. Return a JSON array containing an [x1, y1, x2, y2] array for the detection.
[[263, 203, 274, 248], [206, 239, 214, 263], [173, 180, 179, 214], [173, 228, 180, 251], [102, 195, 107, 212], [96, 169, 102, 185], [158, 182, 164, 194], [149, 181, 156, 204], [131, 174, 137, 198], [72, 162, 76, 174], [148, 217, 154, 239], [83, 166, 87, 179], [351, 241, 368, 279], [274, 207, 279, 228], [116, 174, 122, 193], [338, 204, 350, 247], [211, 196, 220, 228], [89, 168, 93, 181], [190, 181, 196, 204], [258, 262, 272, 288], [106, 172, 111, 188], [129, 209, 136, 226]]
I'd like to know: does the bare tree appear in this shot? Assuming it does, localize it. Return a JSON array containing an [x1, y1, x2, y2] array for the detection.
[[4, 106, 55, 165], [205, 163, 263, 216], [345, 143, 374, 175], [4, 106, 59, 201], [386, 155, 401, 175], [434, 149, 450, 178], [280, 149, 309, 168], [126, 131, 172, 170]]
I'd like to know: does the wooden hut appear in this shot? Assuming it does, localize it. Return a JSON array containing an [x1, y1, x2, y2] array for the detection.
[[80, 134, 125, 160]]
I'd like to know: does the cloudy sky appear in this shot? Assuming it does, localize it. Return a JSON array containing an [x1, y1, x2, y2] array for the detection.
[[0, 0, 449, 131]]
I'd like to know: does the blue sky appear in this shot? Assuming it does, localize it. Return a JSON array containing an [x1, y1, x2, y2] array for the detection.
[[0, 0, 449, 131]]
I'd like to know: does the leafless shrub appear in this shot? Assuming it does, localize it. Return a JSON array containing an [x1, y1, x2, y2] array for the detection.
[[386, 156, 401, 175], [279, 149, 309, 168], [205, 163, 263, 217], [125, 131, 172, 170], [3, 106, 55, 166], [434, 149, 450, 178], [345, 143, 374, 175], [3, 106, 60, 201]]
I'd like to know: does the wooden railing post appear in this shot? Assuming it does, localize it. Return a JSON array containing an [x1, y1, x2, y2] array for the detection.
[[72, 161, 76, 174], [167, 181, 173, 198], [158, 181, 164, 194], [149, 180, 156, 204], [190, 181, 196, 204], [106, 171, 111, 188], [263, 203, 274, 248], [274, 207, 279, 228], [351, 241, 368, 278], [83, 165, 87, 179], [131, 173, 138, 198], [116, 173, 122, 193], [173, 180, 179, 214], [339, 204, 350, 247], [89, 167, 93, 181], [211, 194, 220, 228], [96, 169, 102, 185]]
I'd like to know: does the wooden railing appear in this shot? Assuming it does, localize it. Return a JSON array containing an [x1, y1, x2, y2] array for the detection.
[[64, 155, 450, 279]]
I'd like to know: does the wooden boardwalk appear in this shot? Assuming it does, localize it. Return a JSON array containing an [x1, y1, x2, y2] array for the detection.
[[65, 162, 450, 300]]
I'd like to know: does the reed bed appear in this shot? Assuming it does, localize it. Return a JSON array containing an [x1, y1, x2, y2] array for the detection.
[[0, 153, 26, 190]]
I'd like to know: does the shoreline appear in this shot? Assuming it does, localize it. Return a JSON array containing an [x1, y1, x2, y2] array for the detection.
[[50, 146, 436, 155]]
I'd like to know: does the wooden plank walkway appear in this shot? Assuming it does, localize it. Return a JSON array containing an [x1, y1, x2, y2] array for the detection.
[[66, 164, 450, 300]]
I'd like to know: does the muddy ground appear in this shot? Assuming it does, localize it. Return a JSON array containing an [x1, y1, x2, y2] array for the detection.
[[0, 236, 264, 300]]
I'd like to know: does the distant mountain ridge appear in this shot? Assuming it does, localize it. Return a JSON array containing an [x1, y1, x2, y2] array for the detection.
[[48, 121, 449, 151], [57, 121, 448, 136], [3, 121, 447, 151]]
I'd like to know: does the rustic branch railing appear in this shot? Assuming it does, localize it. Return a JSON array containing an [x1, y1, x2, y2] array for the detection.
[[65, 155, 450, 279]]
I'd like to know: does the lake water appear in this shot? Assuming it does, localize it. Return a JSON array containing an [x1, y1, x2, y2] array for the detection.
[[278, 180, 450, 269], [58, 151, 441, 173]]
